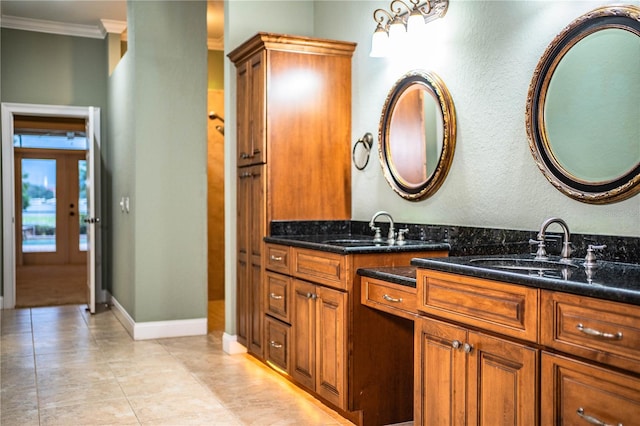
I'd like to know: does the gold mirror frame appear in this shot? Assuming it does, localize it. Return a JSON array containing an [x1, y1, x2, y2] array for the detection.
[[379, 70, 456, 201], [526, 5, 640, 204]]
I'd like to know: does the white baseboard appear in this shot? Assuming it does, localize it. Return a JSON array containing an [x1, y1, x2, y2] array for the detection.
[[223, 332, 247, 355], [111, 296, 207, 341]]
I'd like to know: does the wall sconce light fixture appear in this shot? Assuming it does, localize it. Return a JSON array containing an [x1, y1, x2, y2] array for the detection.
[[370, 0, 449, 57]]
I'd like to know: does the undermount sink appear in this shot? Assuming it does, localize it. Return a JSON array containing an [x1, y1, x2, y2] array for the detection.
[[469, 257, 579, 272], [321, 238, 379, 246]]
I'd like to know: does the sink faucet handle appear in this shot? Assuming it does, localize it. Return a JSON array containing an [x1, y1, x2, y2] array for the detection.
[[397, 228, 409, 242], [387, 226, 396, 242], [371, 226, 383, 243], [529, 238, 548, 260], [584, 244, 607, 267]]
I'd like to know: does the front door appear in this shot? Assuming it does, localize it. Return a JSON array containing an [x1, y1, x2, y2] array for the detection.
[[15, 148, 87, 267]]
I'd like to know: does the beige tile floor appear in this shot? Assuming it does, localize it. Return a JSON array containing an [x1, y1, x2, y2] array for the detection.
[[1, 305, 355, 425]]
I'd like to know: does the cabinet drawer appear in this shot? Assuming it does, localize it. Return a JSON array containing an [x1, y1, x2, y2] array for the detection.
[[541, 291, 640, 374], [417, 270, 539, 342], [292, 248, 347, 291], [265, 316, 290, 374], [362, 277, 417, 320], [265, 244, 291, 274], [265, 271, 292, 324], [541, 352, 640, 425]]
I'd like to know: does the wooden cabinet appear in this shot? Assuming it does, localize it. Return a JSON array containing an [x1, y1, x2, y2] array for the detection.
[[230, 33, 355, 361], [541, 352, 640, 426], [413, 268, 640, 425], [236, 165, 265, 355], [541, 290, 640, 375], [361, 276, 418, 320], [235, 51, 265, 167], [414, 270, 539, 425], [540, 290, 640, 424], [291, 278, 347, 408], [267, 244, 448, 425]]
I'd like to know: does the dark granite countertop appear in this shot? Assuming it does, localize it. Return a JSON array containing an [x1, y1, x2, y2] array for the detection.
[[264, 234, 451, 255], [411, 254, 640, 306], [357, 266, 417, 288]]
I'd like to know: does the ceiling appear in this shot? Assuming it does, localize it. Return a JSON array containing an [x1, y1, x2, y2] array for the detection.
[[0, 0, 224, 49]]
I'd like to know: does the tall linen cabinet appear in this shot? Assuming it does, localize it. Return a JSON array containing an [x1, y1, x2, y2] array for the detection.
[[229, 33, 356, 358]]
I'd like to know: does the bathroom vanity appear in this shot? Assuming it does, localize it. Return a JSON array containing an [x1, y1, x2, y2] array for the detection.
[[262, 234, 448, 425], [360, 255, 640, 425]]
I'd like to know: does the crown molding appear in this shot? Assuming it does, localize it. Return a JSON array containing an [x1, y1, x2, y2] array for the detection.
[[100, 19, 127, 35], [0, 15, 125, 39]]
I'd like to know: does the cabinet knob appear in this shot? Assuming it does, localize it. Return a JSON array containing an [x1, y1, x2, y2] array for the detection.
[[576, 407, 622, 426], [305, 292, 317, 300], [463, 343, 473, 354], [451, 340, 462, 349]]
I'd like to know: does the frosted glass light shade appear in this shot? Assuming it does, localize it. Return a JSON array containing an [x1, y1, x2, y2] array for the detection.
[[407, 11, 425, 34], [370, 28, 390, 57], [388, 19, 407, 44]]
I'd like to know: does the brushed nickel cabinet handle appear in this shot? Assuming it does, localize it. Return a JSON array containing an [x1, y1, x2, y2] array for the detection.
[[463, 343, 473, 354], [576, 323, 623, 340], [452, 340, 462, 349], [269, 341, 283, 349], [383, 294, 403, 303], [269, 293, 283, 300], [270, 255, 283, 262], [576, 407, 622, 426]]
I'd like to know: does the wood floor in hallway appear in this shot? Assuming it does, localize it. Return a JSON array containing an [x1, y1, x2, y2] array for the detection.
[[15, 264, 86, 308]]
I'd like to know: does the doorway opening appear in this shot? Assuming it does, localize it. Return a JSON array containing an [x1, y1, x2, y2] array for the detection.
[[14, 142, 88, 307], [2, 103, 102, 311], [207, 89, 225, 332]]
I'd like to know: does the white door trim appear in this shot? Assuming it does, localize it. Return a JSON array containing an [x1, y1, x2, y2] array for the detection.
[[1, 102, 100, 309]]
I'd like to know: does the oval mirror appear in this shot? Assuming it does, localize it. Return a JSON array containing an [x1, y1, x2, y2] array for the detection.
[[526, 5, 640, 204], [379, 70, 456, 201]]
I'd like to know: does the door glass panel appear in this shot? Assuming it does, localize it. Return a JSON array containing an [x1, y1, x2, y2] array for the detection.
[[78, 160, 87, 251], [21, 159, 56, 253]]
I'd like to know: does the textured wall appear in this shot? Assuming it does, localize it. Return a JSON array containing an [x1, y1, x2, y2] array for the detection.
[[314, 0, 640, 237]]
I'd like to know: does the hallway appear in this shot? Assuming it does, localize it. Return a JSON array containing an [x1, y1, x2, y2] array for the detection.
[[1, 305, 353, 425]]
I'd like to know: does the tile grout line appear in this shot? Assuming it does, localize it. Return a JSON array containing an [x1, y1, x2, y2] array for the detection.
[[29, 308, 44, 426]]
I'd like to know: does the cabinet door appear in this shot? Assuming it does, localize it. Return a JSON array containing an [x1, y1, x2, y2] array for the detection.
[[316, 285, 347, 409], [237, 165, 264, 356], [236, 168, 251, 345], [248, 165, 265, 357], [236, 60, 252, 166], [467, 332, 538, 426], [541, 352, 640, 426], [415, 317, 467, 426], [236, 51, 265, 167], [265, 316, 290, 374], [265, 271, 291, 324], [248, 51, 265, 164], [292, 279, 316, 391]]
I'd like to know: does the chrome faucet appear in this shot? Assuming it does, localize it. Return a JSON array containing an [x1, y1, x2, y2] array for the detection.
[[369, 211, 395, 244], [535, 217, 572, 262]]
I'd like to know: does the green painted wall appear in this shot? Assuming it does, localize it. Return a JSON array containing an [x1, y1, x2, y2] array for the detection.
[[0, 29, 107, 106], [112, 0, 208, 322], [0, 28, 108, 299]]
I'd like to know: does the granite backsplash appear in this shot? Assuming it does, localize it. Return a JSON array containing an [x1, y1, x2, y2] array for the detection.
[[270, 220, 640, 264]]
